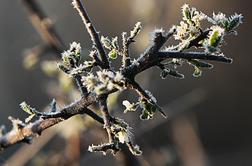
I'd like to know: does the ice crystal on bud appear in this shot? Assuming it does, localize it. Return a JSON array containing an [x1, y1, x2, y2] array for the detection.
[[227, 13, 243, 33], [182, 4, 191, 21], [111, 118, 132, 144], [116, 126, 132, 143], [205, 26, 225, 53], [211, 12, 227, 24], [122, 100, 138, 113], [97, 70, 114, 83], [61, 41, 82, 68], [70, 41, 81, 55], [101, 36, 112, 50], [114, 72, 124, 83], [174, 21, 188, 40], [82, 74, 98, 92], [209, 12, 243, 34], [61, 50, 73, 64], [111, 37, 119, 49], [181, 4, 206, 27]]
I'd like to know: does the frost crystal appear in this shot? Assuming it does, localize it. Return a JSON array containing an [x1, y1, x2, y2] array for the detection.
[[174, 21, 188, 40], [122, 100, 138, 113], [82, 74, 98, 92], [70, 42, 81, 54]]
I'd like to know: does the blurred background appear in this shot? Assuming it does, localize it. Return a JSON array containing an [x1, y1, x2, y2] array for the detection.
[[0, 0, 251, 166]]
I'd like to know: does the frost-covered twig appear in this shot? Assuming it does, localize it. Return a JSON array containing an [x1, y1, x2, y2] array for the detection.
[[72, 0, 110, 69]]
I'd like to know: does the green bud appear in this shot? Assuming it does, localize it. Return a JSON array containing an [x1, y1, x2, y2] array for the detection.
[[20, 102, 33, 115], [209, 27, 224, 48], [108, 49, 118, 59], [193, 66, 202, 77], [58, 63, 70, 74], [140, 109, 151, 120], [20, 102, 37, 123], [182, 4, 191, 22], [139, 99, 156, 120], [205, 26, 224, 53]]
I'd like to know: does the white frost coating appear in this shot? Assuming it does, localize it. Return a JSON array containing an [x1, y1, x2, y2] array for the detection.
[[82, 74, 98, 92], [70, 41, 81, 54], [132, 59, 140, 66], [145, 90, 157, 103], [114, 72, 124, 82]]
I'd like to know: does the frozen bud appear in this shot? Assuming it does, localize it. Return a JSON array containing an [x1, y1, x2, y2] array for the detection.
[[101, 36, 112, 50], [20, 102, 32, 114], [114, 72, 124, 83], [127, 143, 142, 156], [205, 26, 224, 53], [111, 36, 119, 49], [82, 74, 98, 92], [193, 66, 202, 77], [227, 13, 243, 32], [182, 4, 191, 21], [122, 100, 138, 113], [174, 21, 188, 40], [61, 50, 73, 66], [70, 41, 81, 55], [108, 49, 118, 59]]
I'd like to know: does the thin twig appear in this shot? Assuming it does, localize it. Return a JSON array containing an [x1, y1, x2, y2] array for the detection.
[[99, 96, 118, 153], [72, 0, 110, 69], [22, 0, 103, 121], [122, 32, 132, 67]]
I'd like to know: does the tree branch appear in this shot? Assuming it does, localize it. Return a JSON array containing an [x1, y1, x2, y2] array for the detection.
[[0, 2, 241, 154]]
